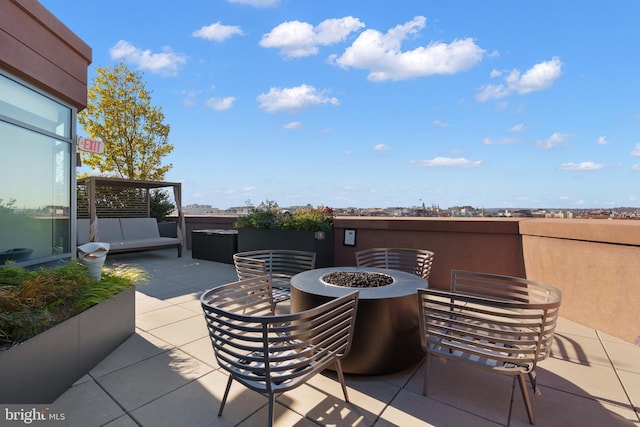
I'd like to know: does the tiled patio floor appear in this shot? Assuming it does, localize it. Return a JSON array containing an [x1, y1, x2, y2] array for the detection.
[[54, 250, 640, 426]]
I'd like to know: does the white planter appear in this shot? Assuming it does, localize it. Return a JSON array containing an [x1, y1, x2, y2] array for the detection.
[[78, 242, 110, 280]]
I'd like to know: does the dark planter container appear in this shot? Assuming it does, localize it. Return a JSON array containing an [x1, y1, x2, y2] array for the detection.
[[0, 287, 135, 403], [237, 228, 334, 267]]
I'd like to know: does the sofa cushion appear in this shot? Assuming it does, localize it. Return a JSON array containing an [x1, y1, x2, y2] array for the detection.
[[120, 218, 160, 240], [77, 219, 90, 245], [109, 237, 180, 251], [97, 218, 124, 243]]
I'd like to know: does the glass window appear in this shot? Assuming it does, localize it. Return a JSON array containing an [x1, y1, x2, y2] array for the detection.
[[0, 74, 71, 138], [0, 73, 73, 264]]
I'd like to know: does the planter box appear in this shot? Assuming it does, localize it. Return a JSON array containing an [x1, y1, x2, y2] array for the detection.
[[237, 228, 334, 267], [0, 287, 135, 403]]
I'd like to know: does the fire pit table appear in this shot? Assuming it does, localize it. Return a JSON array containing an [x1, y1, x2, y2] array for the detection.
[[290, 266, 427, 375]]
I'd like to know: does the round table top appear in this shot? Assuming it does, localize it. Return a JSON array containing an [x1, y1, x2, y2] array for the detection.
[[290, 266, 427, 300]]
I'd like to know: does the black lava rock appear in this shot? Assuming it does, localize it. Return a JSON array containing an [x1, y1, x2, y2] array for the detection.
[[323, 271, 393, 288]]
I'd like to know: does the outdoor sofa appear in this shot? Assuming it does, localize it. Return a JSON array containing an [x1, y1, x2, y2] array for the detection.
[[77, 218, 182, 257]]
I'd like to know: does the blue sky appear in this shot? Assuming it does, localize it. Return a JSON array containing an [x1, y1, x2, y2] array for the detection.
[[41, 0, 640, 209]]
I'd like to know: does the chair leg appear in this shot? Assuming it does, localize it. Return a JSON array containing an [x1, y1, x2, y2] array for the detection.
[[423, 354, 432, 396], [218, 376, 233, 416], [335, 360, 350, 403], [507, 373, 535, 426], [507, 375, 516, 427], [268, 392, 275, 427], [518, 373, 535, 425], [528, 370, 541, 396]]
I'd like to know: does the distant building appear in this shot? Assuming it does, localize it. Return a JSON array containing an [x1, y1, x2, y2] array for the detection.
[[183, 204, 221, 216]]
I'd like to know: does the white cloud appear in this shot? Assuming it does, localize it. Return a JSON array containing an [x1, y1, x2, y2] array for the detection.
[[109, 40, 187, 76], [257, 84, 340, 113], [260, 17, 364, 58], [205, 96, 236, 111], [509, 123, 526, 133], [597, 136, 609, 145], [227, 0, 278, 7], [432, 120, 448, 128], [559, 161, 603, 171], [483, 137, 518, 145], [373, 144, 390, 151], [630, 143, 640, 156], [331, 16, 484, 81], [477, 57, 562, 101], [410, 157, 483, 168], [283, 121, 302, 129], [633, 164, 640, 171], [193, 22, 243, 42], [536, 132, 570, 149]]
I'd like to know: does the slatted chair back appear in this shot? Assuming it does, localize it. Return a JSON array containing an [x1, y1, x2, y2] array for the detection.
[[201, 275, 359, 427], [451, 269, 560, 305], [233, 249, 317, 307], [355, 247, 435, 280], [418, 273, 561, 425]]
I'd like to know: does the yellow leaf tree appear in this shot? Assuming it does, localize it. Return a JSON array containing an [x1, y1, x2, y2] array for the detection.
[[78, 62, 173, 180]]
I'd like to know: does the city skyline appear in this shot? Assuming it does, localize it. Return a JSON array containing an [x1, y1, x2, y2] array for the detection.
[[41, 1, 640, 209]]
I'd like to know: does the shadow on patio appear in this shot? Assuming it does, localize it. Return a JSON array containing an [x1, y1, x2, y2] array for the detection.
[[53, 249, 640, 426]]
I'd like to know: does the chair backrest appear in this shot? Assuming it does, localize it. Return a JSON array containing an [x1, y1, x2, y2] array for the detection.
[[233, 249, 317, 283], [418, 286, 561, 370], [355, 247, 435, 280], [201, 276, 359, 394], [450, 269, 561, 305], [201, 274, 275, 317]]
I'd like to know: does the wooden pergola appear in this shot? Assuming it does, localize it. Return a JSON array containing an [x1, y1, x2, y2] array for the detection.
[[76, 176, 185, 247]]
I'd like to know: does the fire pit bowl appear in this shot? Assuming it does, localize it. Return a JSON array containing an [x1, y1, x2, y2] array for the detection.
[[291, 266, 427, 375]]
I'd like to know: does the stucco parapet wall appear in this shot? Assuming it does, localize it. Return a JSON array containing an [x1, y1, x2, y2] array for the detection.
[[519, 218, 640, 246], [334, 217, 522, 234]]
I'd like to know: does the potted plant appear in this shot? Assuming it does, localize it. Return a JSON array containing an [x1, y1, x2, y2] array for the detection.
[[0, 260, 147, 403], [235, 201, 334, 267]]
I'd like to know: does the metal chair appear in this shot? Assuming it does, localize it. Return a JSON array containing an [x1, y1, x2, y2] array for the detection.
[[233, 249, 316, 310], [417, 271, 561, 426], [355, 247, 435, 280], [201, 275, 358, 427]]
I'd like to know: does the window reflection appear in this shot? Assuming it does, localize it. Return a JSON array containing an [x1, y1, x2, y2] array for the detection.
[[0, 74, 72, 264], [0, 75, 71, 137]]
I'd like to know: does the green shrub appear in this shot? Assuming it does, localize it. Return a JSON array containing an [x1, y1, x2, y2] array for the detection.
[[235, 201, 333, 232], [0, 260, 147, 350]]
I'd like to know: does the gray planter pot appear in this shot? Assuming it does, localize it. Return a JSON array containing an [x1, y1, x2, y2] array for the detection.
[[0, 287, 135, 403], [237, 228, 334, 267]]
